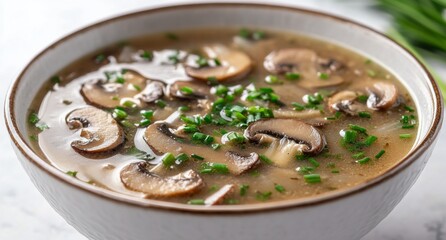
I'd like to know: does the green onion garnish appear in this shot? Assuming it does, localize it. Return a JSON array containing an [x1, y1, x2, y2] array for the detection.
[[66, 171, 78, 177], [175, 153, 189, 164], [349, 124, 367, 134], [304, 174, 321, 183], [318, 72, 329, 80], [162, 153, 176, 167], [358, 111, 371, 118], [259, 154, 273, 165], [375, 150, 386, 159], [256, 191, 272, 201], [180, 86, 194, 95], [50, 76, 61, 84], [363, 135, 378, 146], [343, 130, 358, 144], [140, 50, 153, 60], [28, 112, 40, 124], [308, 158, 320, 167], [404, 105, 415, 112], [274, 184, 286, 193], [112, 108, 128, 120], [200, 162, 229, 174], [399, 134, 412, 139], [155, 99, 167, 108], [187, 199, 205, 205], [352, 151, 365, 159], [239, 184, 249, 196], [191, 154, 204, 161], [285, 72, 300, 80], [356, 157, 371, 165]]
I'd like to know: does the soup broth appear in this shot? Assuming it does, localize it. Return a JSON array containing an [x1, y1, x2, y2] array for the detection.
[[27, 28, 417, 205]]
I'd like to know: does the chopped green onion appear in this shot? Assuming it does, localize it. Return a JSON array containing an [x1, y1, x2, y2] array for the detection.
[[175, 153, 189, 164], [191, 154, 204, 161], [363, 135, 378, 146], [285, 72, 300, 80], [200, 162, 229, 174], [331, 169, 340, 174], [274, 184, 286, 193], [343, 130, 358, 144], [349, 124, 367, 134], [356, 157, 371, 165], [50, 76, 61, 84], [138, 118, 151, 128], [66, 171, 78, 177], [358, 111, 371, 118], [211, 143, 221, 150], [399, 134, 412, 139], [291, 102, 305, 111], [95, 54, 106, 63], [259, 154, 273, 165], [318, 72, 329, 80], [375, 150, 386, 159], [256, 191, 272, 201], [308, 158, 320, 167], [352, 151, 365, 159], [367, 69, 377, 78], [162, 153, 176, 167], [155, 99, 167, 108], [404, 105, 415, 112], [187, 199, 205, 205], [180, 86, 194, 95], [357, 95, 368, 103], [178, 106, 190, 112], [28, 112, 40, 124], [240, 184, 249, 196], [112, 108, 128, 120], [304, 174, 321, 183], [140, 50, 153, 60], [265, 75, 281, 84]]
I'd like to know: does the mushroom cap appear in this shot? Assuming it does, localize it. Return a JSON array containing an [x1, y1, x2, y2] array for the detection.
[[81, 71, 146, 108], [244, 118, 326, 154], [204, 184, 235, 206], [225, 151, 260, 175], [264, 48, 318, 74], [327, 90, 368, 115], [66, 107, 124, 154], [367, 82, 399, 110], [168, 80, 211, 100], [185, 44, 252, 82], [120, 162, 204, 198], [263, 48, 345, 89], [135, 81, 165, 103]]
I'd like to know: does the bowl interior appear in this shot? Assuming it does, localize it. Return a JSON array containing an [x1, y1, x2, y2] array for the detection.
[[6, 3, 442, 211]]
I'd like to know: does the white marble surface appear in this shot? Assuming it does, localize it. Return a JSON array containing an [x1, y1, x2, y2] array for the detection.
[[1, 0, 445, 239]]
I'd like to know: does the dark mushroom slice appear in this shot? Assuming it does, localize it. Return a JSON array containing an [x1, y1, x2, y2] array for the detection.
[[225, 152, 260, 175], [136, 81, 165, 103], [185, 44, 252, 82], [245, 118, 326, 155], [120, 162, 204, 198], [66, 107, 124, 154], [81, 71, 146, 108], [204, 184, 235, 206], [366, 82, 400, 110], [327, 90, 368, 116], [168, 80, 211, 100], [263, 48, 345, 89]]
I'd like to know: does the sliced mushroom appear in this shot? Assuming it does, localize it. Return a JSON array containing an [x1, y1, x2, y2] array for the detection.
[[367, 82, 400, 110], [136, 81, 165, 103], [120, 162, 204, 198], [204, 184, 235, 206], [81, 71, 146, 108], [272, 109, 328, 126], [263, 48, 345, 88], [225, 151, 260, 175], [66, 107, 124, 154], [168, 80, 211, 100], [185, 44, 252, 81], [328, 90, 368, 115], [244, 119, 326, 155]]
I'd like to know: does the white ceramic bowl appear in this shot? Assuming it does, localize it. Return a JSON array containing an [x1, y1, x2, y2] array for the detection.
[[4, 3, 443, 240]]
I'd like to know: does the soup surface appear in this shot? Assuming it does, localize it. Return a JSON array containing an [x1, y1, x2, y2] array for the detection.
[[27, 28, 418, 205]]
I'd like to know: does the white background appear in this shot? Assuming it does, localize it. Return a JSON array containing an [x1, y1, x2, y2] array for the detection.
[[1, 0, 445, 239]]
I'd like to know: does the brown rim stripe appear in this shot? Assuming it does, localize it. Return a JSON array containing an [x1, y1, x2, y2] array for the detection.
[[4, 3, 444, 214]]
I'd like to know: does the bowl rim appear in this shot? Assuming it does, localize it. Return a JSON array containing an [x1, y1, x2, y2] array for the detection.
[[4, 2, 444, 214]]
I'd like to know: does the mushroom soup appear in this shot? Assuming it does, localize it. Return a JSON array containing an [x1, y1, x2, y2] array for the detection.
[[27, 28, 417, 205]]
